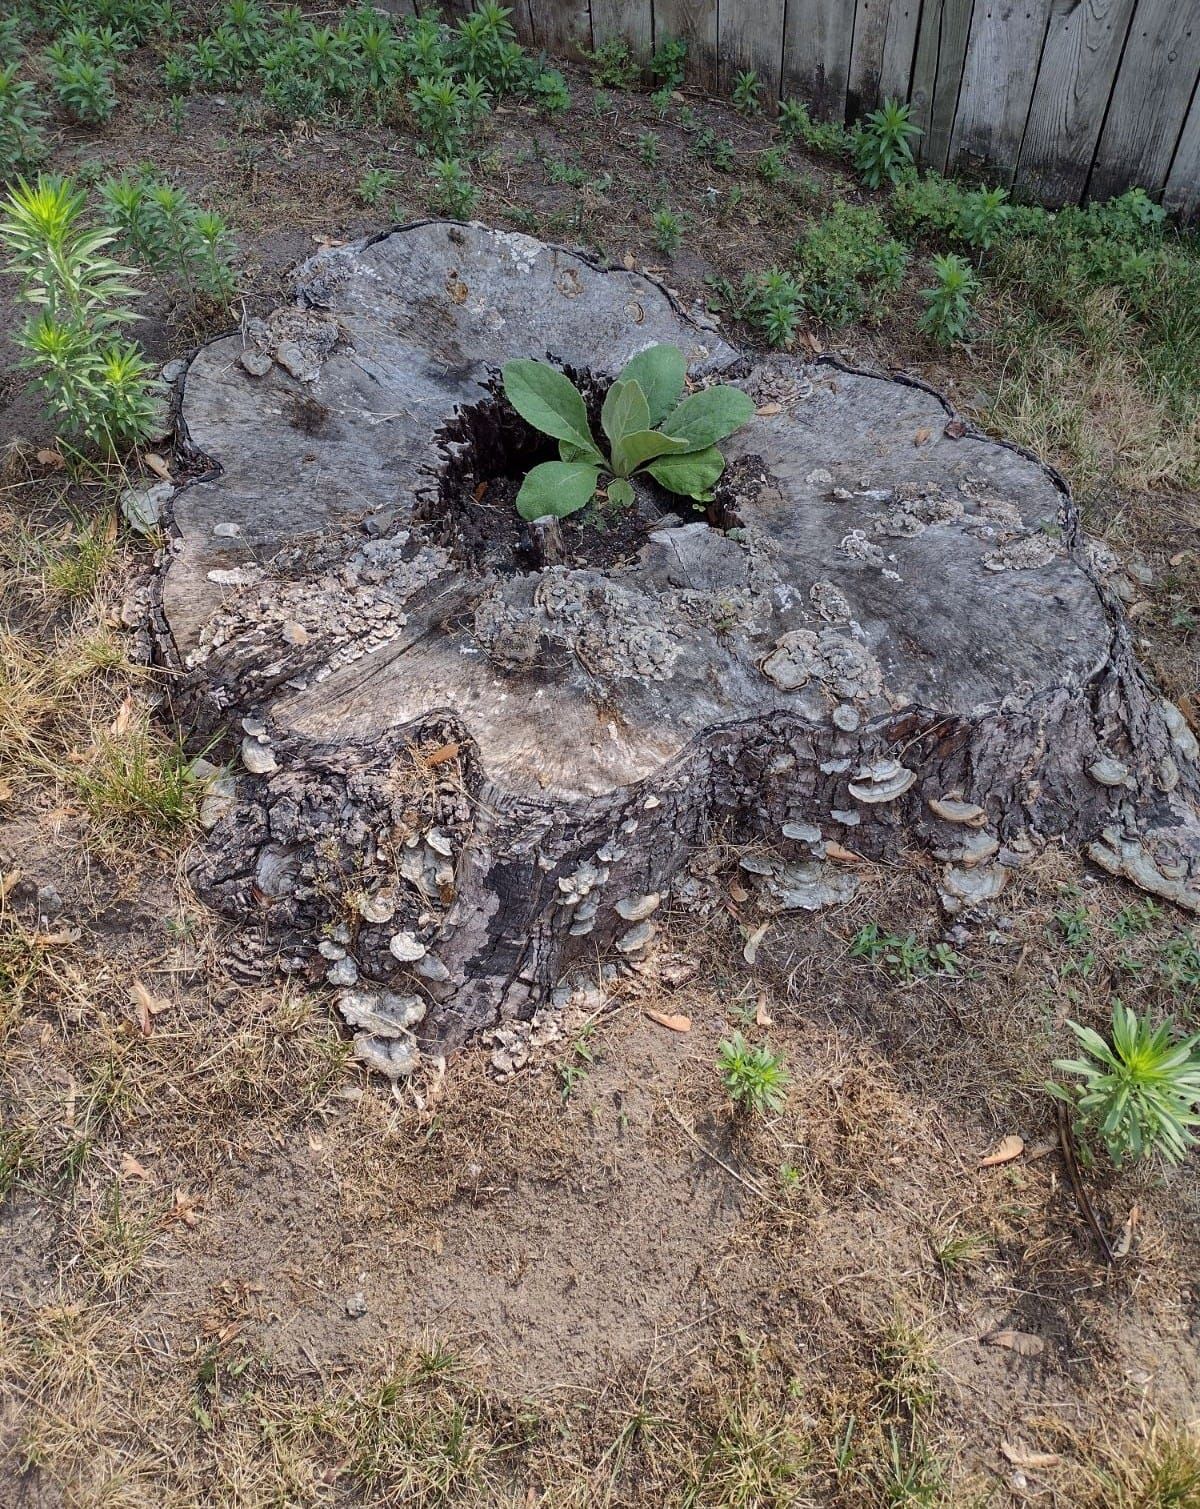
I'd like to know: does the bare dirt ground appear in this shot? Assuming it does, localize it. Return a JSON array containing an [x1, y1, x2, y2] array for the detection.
[[2, 48, 1199, 1509]]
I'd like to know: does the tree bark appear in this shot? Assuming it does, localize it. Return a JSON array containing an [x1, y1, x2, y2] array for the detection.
[[156, 220, 1200, 1072]]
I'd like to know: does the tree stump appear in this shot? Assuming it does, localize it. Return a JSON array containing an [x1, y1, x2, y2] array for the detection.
[[159, 220, 1200, 1073]]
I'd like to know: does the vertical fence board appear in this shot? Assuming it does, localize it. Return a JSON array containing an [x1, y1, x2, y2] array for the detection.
[[847, 0, 922, 122], [946, 0, 1053, 181], [590, 0, 653, 59], [719, 0, 788, 100], [526, 0, 593, 57], [431, 0, 473, 22], [1089, 0, 1200, 204], [781, 0, 856, 118], [1014, 0, 1137, 206], [652, 0, 719, 88], [507, 2, 536, 48], [1164, 84, 1200, 221], [910, 0, 975, 173]]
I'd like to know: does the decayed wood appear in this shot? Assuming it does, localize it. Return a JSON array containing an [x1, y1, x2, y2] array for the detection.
[[909, 0, 975, 174], [1163, 72, 1200, 222], [1014, 0, 1138, 207], [1087, 0, 1200, 204], [717, 0, 786, 101], [845, 0, 922, 123], [159, 221, 1200, 1075], [652, 0, 718, 89], [946, 0, 1055, 181], [781, 0, 855, 119]]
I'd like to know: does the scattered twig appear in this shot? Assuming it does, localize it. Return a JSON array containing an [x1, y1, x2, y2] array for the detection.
[[1055, 1101, 1115, 1265], [661, 1101, 790, 1215]]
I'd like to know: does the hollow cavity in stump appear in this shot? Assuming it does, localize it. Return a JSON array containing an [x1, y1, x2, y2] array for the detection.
[[157, 220, 1200, 1075]]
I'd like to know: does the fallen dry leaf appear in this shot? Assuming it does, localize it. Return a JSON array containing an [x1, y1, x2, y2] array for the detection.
[[424, 741, 461, 767], [110, 693, 136, 737], [944, 417, 968, 439], [979, 1133, 1024, 1167], [1112, 1202, 1141, 1259], [120, 1153, 151, 1180], [622, 250, 636, 270], [172, 1187, 201, 1227], [755, 995, 774, 1028], [802, 330, 821, 354], [756, 401, 782, 417], [36, 447, 66, 470], [0, 869, 21, 901], [823, 841, 861, 864], [0, 777, 13, 803], [983, 1329, 1044, 1357], [1168, 548, 1194, 567], [645, 1008, 691, 1033], [743, 921, 770, 965], [143, 451, 172, 481], [130, 978, 170, 1037], [728, 880, 750, 903], [913, 426, 932, 446], [1000, 1440, 1060, 1470]]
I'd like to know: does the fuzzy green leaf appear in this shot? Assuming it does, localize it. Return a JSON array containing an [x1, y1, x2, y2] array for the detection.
[[617, 344, 686, 425], [606, 477, 634, 508], [601, 378, 650, 457], [502, 359, 600, 458], [515, 461, 600, 520], [646, 444, 725, 500], [611, 427, 691, 477], [659, 384, 755, 452]]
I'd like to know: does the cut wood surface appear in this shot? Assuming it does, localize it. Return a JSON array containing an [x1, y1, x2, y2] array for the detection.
[[161, 222, 1200, 1071]]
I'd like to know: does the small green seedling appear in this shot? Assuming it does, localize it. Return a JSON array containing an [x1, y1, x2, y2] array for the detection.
[[918, 252, 976, 346], [1049, 1000, 1200, 1166], [718, 1033, 790, 1115], [652, 207, 681, 256], [500, 343, 754, 520], [732, 68, 761, 115], [853, 97, 921, 188]]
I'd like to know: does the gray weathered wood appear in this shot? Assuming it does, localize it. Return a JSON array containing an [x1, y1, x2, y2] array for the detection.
[[909, 0, 975, 174], [846, 0, 922, 123], [1164, 80, 1200, 221], [652, 0, 718, 89], [718, 0, 787, 101], [590, 0, 653, 59], [1089, 0, 1200, 204], [1014, 0, 1138, 206], [526, 0, 593, 57], [162, 223, 1200, 1069], [946, 0, 1055, 180], [781, 0, 856, 117]]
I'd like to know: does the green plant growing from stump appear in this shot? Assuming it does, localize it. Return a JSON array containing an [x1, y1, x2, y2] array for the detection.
[[1048, 1001, 1200, 1167], [501, 344, 753, 520]]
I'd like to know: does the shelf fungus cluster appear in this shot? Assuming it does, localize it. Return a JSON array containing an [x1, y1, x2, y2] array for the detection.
[[156, 220, 1200, 1074]]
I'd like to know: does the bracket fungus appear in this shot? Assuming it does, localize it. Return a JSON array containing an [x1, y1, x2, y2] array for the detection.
[[152, 220, 1200, 1069]]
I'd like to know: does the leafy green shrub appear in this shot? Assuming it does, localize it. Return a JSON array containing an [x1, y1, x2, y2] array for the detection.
[[586, 36, 639, 89], [650, 38, 687, 89], [50, 55, 118, 124], [732, 69, 761, 115], [356, 166, 393, 208], [1049, 1001, 1200, 1166], [0, 63, 48, 179], [531, 68, 570, 115], [890, 172, 964, 239], [778, 96, 853, 156], [0, 174, 154, 452], [718, 1034, 790, 1115], [409, 72, 489, 156], [918, 252, 975, 345], [638, 130, 659, 168], [793, 203, 908, 327], [100, 172, 236, 303], [652, 207, 681, 257], [757, 146, 787, 184], [854, 97, 921, 188], [427, 156, 478, 218], [500, 344, 754, 518], [957, 184, 1010, 250], [737, 266, 803, 347]]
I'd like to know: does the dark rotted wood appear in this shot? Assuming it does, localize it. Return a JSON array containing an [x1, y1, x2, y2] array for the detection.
[[160, 221, 1200, 1074]]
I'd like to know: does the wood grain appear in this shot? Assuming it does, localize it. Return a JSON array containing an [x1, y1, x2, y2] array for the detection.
[[846, 0, 923, 122], [946, 0, 1055, 180], [780, 0, 855, 118], [651, 0, 718, 88], [909, 0, 975, 174], [526, 0, 593, 56], [1015, 0, 1138, 206], [718, 0, 787, 101], [590, 0, 653, 59], [1164, 81, 1200, 221], [1089, 0, 1200, 204]]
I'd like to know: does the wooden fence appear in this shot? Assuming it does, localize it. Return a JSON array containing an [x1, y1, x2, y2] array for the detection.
[[424, 0, 1200, 219]]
